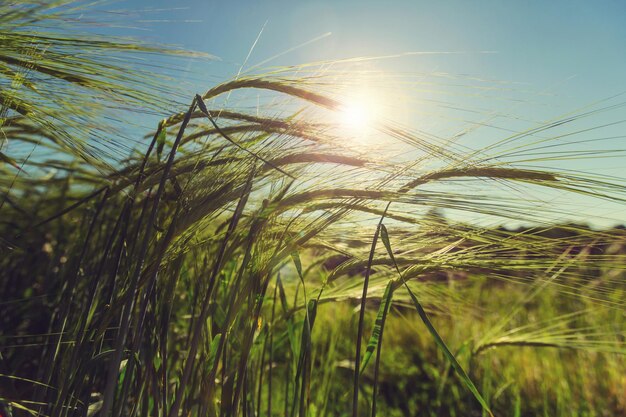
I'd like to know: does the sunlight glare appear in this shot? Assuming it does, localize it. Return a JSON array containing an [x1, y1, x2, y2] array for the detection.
[[338, 92, 378, 134], [340, 101, 369, 129]]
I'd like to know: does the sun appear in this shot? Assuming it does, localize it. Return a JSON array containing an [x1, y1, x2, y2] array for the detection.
[[340, 100, 370, 129], [337, 90, 378, 133]]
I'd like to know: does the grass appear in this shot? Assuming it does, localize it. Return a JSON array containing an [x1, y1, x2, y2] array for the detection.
[[1, 2, 625, 417]]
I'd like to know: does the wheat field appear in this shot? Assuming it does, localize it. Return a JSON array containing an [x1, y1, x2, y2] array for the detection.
[[1, 2, 625, 417]]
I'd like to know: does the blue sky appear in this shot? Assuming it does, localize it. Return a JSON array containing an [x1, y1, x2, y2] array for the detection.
[[119, 0, 625, 98], [108, 0, 626, 226]]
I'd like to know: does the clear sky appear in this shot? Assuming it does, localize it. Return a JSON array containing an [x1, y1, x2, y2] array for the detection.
[[107, 0, 626, 226], [116, 0, 626, 98]]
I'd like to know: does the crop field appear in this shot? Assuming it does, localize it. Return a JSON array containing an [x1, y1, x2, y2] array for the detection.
[[0, 2, 625, 417]]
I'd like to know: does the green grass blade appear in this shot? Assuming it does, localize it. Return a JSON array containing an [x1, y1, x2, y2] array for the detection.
[[404, 284, 494, 417], [352, 202, 390, 417], [360, 281, 394, 373], [207, 334, 222, 373], [380, 224, 494, 417]]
